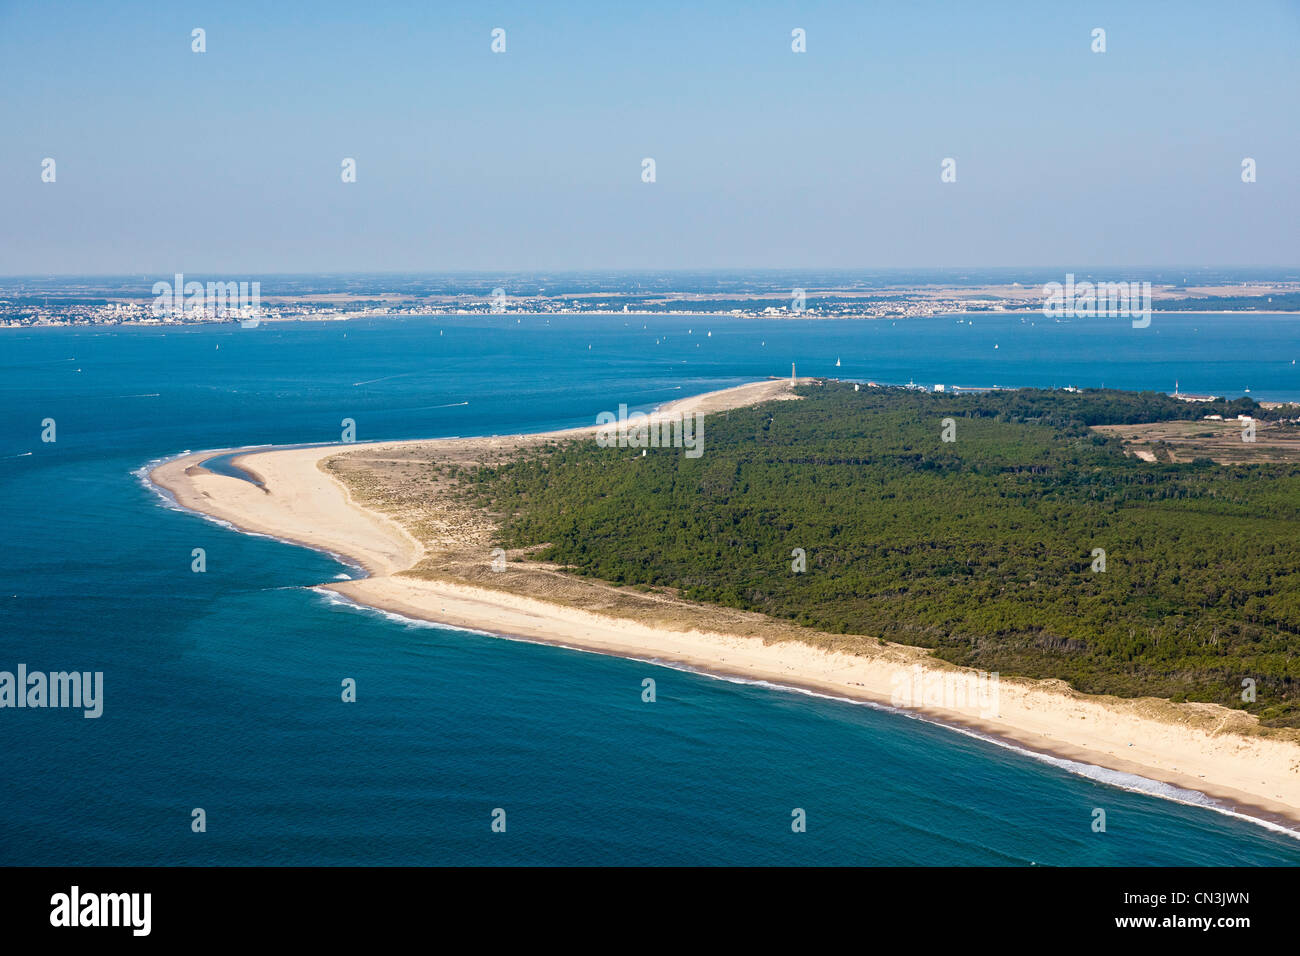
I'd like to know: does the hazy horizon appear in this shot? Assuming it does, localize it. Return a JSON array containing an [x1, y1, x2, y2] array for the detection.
[[3, 265, 1299, 282]]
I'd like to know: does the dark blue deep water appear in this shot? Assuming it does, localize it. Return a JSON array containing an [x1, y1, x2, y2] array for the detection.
[[3, 313, 1300, 865]]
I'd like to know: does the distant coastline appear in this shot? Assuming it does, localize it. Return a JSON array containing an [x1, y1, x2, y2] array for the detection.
[[7, 268, 1300, 328], [8, 306, 1300, 331]]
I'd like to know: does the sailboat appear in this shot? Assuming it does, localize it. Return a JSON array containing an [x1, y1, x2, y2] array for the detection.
[[835, 357, 841, 367]]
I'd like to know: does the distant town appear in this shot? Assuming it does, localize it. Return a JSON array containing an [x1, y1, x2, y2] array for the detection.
[[3, 272, 1298, 328]]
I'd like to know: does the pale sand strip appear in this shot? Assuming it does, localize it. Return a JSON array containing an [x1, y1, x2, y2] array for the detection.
[[149, 379, 1300, 833]]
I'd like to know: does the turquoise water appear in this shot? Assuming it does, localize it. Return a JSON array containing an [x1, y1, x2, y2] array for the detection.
[[3, 312, 1300, 865]]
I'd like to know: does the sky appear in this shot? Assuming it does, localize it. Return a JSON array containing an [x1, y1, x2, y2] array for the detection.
[[1, 0, 1298, 274]]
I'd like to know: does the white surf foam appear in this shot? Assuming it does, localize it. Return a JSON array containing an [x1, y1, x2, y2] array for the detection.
[[307, 587, 1300, 841]]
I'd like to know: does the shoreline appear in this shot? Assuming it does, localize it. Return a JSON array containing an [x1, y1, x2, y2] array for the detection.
[[147, 379, 1300, 838], [311, 583, 1300, 841]]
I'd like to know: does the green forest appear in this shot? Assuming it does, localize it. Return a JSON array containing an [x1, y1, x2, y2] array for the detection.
[[1151, 292, 1300, 311], [457, 384, 1300, 725]]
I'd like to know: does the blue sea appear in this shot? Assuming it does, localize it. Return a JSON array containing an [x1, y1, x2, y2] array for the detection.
[[3, 311, 1300, 865]]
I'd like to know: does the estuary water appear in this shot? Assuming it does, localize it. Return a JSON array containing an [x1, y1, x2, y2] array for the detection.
[[3, 311, 1299, 865]]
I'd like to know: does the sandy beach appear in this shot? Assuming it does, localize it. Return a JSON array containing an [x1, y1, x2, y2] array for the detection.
[[149, 379, 1300, 834]]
